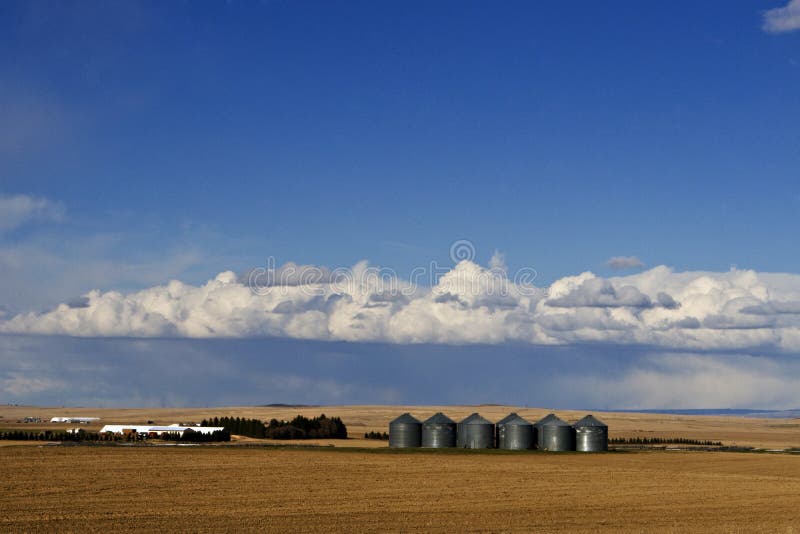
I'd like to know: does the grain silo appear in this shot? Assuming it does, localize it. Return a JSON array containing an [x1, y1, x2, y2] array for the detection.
[[573, 414, 608, 452], [421, 412, 457, 448], [460, 413, 495, 449], [533, 413, 559, 449], [457, 413, 482, 448], [389, 413, 422, 448], [495, 412, 519, 449], [538, 415, 576, 451], [497, 414, 534, 450]]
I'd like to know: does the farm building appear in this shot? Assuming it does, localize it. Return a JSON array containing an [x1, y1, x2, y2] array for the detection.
[[50, 417, 100, 423], [99, 424, 224, 437]]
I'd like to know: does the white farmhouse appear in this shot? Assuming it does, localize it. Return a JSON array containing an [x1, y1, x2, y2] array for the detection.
[[50, 417, 101, 423], [99, 424, 225, 437]]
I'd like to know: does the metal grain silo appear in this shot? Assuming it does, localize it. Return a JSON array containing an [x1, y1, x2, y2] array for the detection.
[[574, 415, 608, 452], [460, 413, 494, 449], [421, 412, 457, 448], [498, 414, 534, 450], [457, 413, 481, 448], [495, 412, 518, 449], [389, 413, 422, 448], [533, 413, 559, 449], [538, 415, 576, 451]]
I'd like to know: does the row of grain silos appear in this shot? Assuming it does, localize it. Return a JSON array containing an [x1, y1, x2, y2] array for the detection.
[[389, 412, 608, 452]]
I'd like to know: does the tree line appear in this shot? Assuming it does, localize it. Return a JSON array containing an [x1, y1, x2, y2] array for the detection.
[[0, 430, 108, 441], [159, 429, 231, 442], [201, 417, 269, 438], [201, 414, 348, 439], [0, 429, 230, 442], [609, 437, 723, 446], [364, 431, 389, 440]]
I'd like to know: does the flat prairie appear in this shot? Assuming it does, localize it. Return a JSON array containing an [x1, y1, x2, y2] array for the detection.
[[1, 446, 799, 532], [2, 404, 800, 449]]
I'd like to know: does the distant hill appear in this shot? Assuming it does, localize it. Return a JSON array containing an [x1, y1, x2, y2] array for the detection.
[[260, 403, 320, 408]]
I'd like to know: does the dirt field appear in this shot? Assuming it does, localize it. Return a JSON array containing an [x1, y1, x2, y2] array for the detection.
[[1, 445, 799, 532], [2, 404, 799, 449]]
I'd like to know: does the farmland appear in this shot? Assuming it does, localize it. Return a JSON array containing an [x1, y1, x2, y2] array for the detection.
[[1, 445, 799, 532], [2, 404, 799, 531], [2, 404, 800, 449]]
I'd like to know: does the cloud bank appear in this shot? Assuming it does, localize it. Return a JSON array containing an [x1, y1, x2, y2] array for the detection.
[[0, 193, 64, 234], [4, 260, 800, 353], [763, 0, 800, 33]]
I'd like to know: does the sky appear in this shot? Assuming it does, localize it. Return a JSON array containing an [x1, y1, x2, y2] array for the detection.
[[2, 0, 800, 409]]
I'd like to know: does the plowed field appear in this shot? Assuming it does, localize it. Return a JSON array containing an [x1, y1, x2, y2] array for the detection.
[[2, 446, 799, 532]]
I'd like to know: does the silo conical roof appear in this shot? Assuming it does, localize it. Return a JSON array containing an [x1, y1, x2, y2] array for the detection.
[[502, 414, 532, 426], [533, 413, 559, 426], [539, 414, 571, 427], [464, 414, 493, 425], [459, 412, 483, 424], [391, 413, 421, 425], [424, 412, 455, 424], [496, 412, 519, 425], [574, 415, 607, 427]]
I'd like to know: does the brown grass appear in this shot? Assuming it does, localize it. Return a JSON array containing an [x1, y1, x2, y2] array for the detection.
[[1, 446, 799, 532]]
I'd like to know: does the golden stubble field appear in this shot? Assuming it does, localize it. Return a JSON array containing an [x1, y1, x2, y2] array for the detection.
[[1, 446, 799, 532], [2, 405, 800, 532]]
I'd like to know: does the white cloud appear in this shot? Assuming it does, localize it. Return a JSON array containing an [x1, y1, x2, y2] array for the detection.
[[547, 277, 653, 308], [763, 0, 800, 33], [606, 256, 644, 270], [3, 260, 800, 354], [0, 193, 64, 234]]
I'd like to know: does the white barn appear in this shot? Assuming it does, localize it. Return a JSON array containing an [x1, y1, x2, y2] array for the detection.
[[99, 424, 224, 437], [51, 417, 100, 423]]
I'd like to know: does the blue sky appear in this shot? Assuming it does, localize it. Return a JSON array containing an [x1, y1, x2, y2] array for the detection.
[[2, 1, 800, 408], [3, 0, 799, 280]]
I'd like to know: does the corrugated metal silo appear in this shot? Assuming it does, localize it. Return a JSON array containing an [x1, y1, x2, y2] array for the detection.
[[533, 413, 559, 449], [495, 412, 519, 449], [457, 413, 482, 448], [574, 414, 608, 452], [498, 414, 534, 450], [538, 415, 576, 451], [461, 413, 494, 449], [421, 412, 457, 448], [389, 413, 422, 448]]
